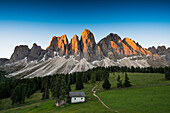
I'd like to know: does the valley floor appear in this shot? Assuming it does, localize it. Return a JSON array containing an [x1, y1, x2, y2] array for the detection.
[[1, 73, 170, 113]]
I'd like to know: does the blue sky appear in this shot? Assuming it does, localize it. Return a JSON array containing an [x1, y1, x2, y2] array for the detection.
[[0, 0, 170, 58]]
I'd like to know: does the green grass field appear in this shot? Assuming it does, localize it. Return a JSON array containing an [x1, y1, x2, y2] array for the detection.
[[97, 86, 170, 113], [1, 73, 170, 113]]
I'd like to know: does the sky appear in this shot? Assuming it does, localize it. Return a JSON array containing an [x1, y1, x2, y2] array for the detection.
[[0, 0, 170, 58]]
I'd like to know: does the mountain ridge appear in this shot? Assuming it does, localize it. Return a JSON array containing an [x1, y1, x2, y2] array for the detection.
[[0, 29, 169, 78]]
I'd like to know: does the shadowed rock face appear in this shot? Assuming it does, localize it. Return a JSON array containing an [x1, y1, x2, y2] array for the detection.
[[148, 46, 157, 54], [27, 43, 43, 61], [157, 46, 167, 55], [10, 45, 30, 62], [148, 46, 170, 64], [80, 29, 103, 61], [0, 58, 9, 66]]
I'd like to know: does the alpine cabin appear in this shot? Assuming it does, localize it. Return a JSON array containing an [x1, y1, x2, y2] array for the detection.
[[68, 92, 86, 103]]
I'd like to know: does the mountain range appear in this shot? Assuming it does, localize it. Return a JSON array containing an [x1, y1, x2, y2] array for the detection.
[[0, 29, 169, 78]]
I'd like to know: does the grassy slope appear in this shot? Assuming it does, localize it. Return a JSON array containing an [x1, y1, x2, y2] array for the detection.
[[97, 86, 170, 113], [0, 83, 110, 113], [1, 73, 170, 113]]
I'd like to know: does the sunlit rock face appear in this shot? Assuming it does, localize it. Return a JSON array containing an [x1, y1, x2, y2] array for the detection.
[[80, 29, 103, 61], [98, 33, 152, 60], [46, 35, 69, 59], [69, 34, 81, 60], [10, 45, 30, 62], [122, 37, 152, 55], [98, 33, 131, 60]]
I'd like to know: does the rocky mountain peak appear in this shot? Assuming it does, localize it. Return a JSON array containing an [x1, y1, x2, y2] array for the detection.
[[168, 47, 170, 51], [123, 37, 151, 55], [123, 37, 132, 42], [32, 43, 38, 47], [0, 58, 9, 66], [148, 46, 157, 54], [80, 29, 96, 52], [80, 29, 103, 61], [107, 33, 121, 42], [45, 35, 69, 59], [61, 34, 68, 44], [81, 29, 96, 46], [157, 46, 166, 52], [72, 34, 79, 40], [10, 45, 30, 62], [69, 34, 81, 60], [27, 43, 43, 61], [70, 34, 80, 53], [148, 45, 170, 64]]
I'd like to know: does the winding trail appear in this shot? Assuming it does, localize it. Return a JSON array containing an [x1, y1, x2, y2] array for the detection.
[[92, 82, 119, 113]]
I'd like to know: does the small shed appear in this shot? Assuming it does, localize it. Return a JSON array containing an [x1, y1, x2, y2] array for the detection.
[[68, 92, 86, 103]]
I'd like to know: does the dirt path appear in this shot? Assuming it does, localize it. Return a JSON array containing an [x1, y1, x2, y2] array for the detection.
[[91, 82, 119, 113]]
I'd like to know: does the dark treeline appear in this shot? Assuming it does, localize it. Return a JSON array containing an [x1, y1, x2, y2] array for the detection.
[[0, 66, 170, 105]]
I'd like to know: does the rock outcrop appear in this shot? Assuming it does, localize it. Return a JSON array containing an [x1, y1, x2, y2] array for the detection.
[[98, 33, 152, 60], [69, 34, 81, 60], [148, 46, 157, 54], [27, 43, 43, 61], [122, 37, 152, 55], [98, 33, 126, 60], [80, 29, 103, 61], [3, 29, 170, 78], [0, 58, 9, 66], [10, 45, 30, 62], [148, 46, 170, 64], [46, 35, 69, 59]]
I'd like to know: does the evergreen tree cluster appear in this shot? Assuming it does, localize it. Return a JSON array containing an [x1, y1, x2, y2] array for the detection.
[[50, 75, 68, 104], [0, 65, 169, 105], [76, 74, 84, 90], [165, 66, 170, 80], [117, 73, 132, 88], [102, 76, 111, 89], [117, 75, 123, 88], [10, 84, 26, 105]]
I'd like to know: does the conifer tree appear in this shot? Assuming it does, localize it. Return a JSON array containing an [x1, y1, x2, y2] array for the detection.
[[11, 85, 20, 105], [42, 77, 49, 100], [26, 84, 32, 98], [76, 74, 84, 90], [51, 75, 68, 105], [123, 73, 132, 87], [21, 84, 26, 104], [10, 84, 26, 105], [67, 74, 71, 94], [102, 76, 111, 89], [117, 75, 123, 88], [91, 73, 96, 83]]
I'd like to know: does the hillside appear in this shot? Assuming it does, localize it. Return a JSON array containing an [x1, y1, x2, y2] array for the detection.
[[1, 72, 170, 113]]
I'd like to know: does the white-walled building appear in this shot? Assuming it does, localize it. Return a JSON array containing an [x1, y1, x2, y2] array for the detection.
[[68, 92, 86, 103]]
